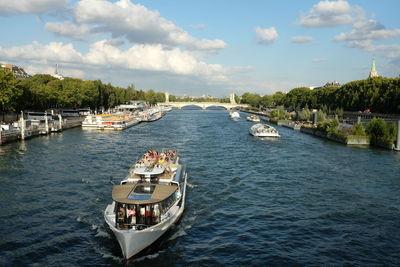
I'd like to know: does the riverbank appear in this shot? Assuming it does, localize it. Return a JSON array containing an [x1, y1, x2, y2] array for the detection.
[[240, 109, 399, 150]]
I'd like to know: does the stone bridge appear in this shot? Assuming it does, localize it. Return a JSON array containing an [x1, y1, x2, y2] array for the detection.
[[158, 92, 249, 110], [159, 101, 249, 110]]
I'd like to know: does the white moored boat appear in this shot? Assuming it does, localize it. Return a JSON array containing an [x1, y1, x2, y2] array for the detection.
[[246, 114, 260, 122], [249, 123, 280, 137], [82, 112, 140, 130], [229, 111, 240, 119], [104, 149, 187, 259]]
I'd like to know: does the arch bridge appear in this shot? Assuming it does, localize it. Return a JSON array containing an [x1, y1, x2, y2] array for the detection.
[[159, 102, 249, 110], [159, 92, 249, 110]]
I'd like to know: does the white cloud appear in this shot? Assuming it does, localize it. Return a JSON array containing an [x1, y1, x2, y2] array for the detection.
[[0, 0, 69, 15], [312, 58, 327, 62], [45, 22, 91, 39], [365, 44, 400, 60], [297, 0, 400, 62], [291, 36, 313, 43], [255, 26, 278, 45], [0, 41, 227, 81], [25, 64, 85, 78], [104, 38, 125, 46], [0, 41, 83, 63], [298, 0, 359, 27], [333, 18, 400, 60], [54, 0, 226, 51], [334, 19, 400, 42]]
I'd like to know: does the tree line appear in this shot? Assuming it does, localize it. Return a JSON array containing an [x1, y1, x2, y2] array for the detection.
[[0, 69, 166, 113], [2, 67, 400, 115], [240, 77, 400, 114]]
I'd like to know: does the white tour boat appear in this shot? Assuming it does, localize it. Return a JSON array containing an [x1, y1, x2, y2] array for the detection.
[[249, 123, 280, 137], [141, 108, 166, 122], [101, 113, 141, 130], [81, 113, 115, 128], [104, 149, 188, 259], [82, 113, 140, 130], [246, 114, 261, 122], [229, 111, 240, 119]]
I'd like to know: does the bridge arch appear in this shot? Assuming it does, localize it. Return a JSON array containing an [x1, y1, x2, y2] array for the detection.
[[159, 101, 249, 110], [179, 103, 229, 110]]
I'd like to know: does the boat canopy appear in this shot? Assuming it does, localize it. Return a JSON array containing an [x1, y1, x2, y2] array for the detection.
[[112, 183, 177, 204]]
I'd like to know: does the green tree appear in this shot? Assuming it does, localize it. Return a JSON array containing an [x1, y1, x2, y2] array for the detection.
[[282, 87, 311, 109], [0, 69, 22, 113], [272, 91, 285, 106], [366, 118, 395, 148], [350, 123, 367, 136], [298, 108, 311, 121]]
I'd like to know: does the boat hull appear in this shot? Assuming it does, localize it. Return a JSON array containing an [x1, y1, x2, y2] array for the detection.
[[250, 132, 280, 137], [105, 173, 187, 259]]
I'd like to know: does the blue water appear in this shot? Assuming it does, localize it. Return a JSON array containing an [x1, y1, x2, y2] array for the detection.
[[0, 110, 400, 266]]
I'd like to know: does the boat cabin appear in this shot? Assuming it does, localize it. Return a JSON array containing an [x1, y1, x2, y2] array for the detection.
[[112, 149, 184, 230], [112, 182, 180, 230]]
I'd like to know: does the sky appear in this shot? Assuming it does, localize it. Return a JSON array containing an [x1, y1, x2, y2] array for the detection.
[[0, 0, 399, 97]]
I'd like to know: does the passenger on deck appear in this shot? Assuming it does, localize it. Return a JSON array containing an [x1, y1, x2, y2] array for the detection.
[[118, 206, 126, 224]]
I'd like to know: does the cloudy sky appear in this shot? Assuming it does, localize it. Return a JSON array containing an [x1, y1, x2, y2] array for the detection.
[[0, 0, 399, 97]]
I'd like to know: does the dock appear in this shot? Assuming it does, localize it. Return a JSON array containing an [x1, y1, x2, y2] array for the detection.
[[0, 115, 84, 145]]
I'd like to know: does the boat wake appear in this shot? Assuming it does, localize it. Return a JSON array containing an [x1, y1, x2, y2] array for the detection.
[[81, 178, 91, 184], [95, 229, 110, 238], [135, 250, 165, 262], [168, 229, 187, 241], [187, 182, 197, 188], [100, 250, 123, 262]]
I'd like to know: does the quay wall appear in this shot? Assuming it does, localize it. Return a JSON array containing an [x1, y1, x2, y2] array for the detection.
[[300, 127, 370, 146], [1, 117, 84, 145]]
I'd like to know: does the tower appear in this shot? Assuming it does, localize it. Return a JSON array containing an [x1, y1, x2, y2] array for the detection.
[[368, 58, 378, 78], [165, 92, 170, 103], [230, 93, 236, 104]]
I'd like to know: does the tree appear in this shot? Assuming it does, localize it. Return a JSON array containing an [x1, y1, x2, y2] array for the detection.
[[272, 92, 285, 106], [0, 69, 22, 113], [366, 118, 395, 148], [350, 123, 367, 136], [282, 87, 311, 109], [298, 108, 311, 121], [260, 95, 273, 107]]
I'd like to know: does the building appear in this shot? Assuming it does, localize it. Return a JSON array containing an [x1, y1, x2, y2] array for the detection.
[[52, 64, 64, 80], [312, 81, 341, 90], [229, 93, 236, 104], [0, 63, 32, 79], [368, 58, 379, 78]]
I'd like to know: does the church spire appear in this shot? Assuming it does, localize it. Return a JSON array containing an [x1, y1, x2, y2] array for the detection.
[[369, 57, 378, 78]]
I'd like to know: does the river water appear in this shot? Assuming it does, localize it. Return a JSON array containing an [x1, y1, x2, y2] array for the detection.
[[0, 109, 399, 266]]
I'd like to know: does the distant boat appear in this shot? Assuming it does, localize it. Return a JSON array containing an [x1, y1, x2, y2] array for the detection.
[[229, 111, 240, 119], [246, 114, 260, 122], [82, 113, 140, 130], [104, 149, 187, 259], [249, 123, 280, 137], [140, 108, 166, 122]]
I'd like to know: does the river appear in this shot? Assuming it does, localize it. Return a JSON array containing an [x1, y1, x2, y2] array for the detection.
[[0, 109, 399, 266]]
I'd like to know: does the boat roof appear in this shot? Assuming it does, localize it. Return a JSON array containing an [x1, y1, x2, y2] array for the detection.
[[112, 183, 177, 204], [251, 123, 267, 129]]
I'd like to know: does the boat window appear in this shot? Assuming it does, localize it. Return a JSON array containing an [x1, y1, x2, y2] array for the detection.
[[127, 185, 156, 201], [134, 185, 155, 194]]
